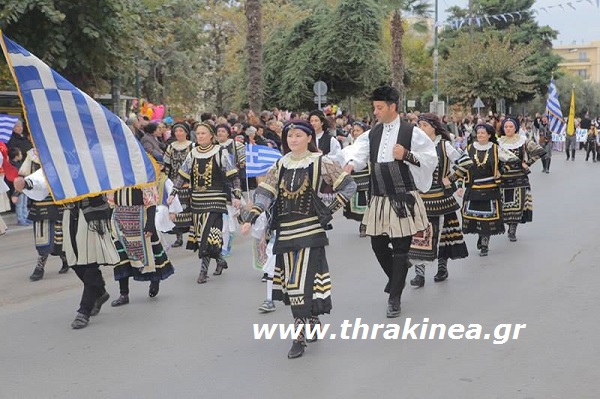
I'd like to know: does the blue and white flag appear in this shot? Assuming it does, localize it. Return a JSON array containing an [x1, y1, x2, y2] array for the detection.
[[546, 78, 566, 135], [0, 32, 156, 203], [245, 144, 282, 177], [0, 113, 19, 144]]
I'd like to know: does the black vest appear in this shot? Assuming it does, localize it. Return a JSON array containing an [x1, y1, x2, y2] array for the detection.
[[368, 121, 416, 196], [318, 132, 332, 154]]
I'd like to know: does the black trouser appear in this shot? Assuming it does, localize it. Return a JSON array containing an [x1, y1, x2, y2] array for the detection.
[[72, 264, 106, 317], [371, 236, 412, 304], [586, 142, 596, 161]]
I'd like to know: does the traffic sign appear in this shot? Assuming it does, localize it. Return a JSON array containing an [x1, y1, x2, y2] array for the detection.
[[473, 97, 485, 108], [314, 96, 327, 103], [313, 81, 328, 96]]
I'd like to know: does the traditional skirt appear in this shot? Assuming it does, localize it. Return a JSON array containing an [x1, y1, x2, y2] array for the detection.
[[462, 191, 505, 236], [273, 246, 331, 318], [409, 212, 468, 261], [33, 219, 63, 256], [344, 189, 369, 222], [187, 212, 223, 259], [112, 205, 174, 282], [62, 208, 119, 267], [501, 177, 533, 224], [363, 193, 429, 238], [173, 186, 192, 233]]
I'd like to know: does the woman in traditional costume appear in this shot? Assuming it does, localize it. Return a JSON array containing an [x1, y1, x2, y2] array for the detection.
[[497, 117, 546, 242], [460, 124, 517, 256], [110, 184, 175, 307], [163, 123, 194, 247], [169, 123, 242, 283], [409, 113, 472, 287], [241, 120, 357, 359], [342, 121, 371, 237]]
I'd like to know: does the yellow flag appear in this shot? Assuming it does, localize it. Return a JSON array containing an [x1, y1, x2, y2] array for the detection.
[[567, 88, 575, 136]]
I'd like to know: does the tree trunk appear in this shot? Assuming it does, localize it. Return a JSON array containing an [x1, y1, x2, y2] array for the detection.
[[245, 0, 263, 113], [391, 10, 405, 106]]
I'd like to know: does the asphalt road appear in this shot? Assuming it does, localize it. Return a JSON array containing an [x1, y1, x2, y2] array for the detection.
[[0, 155, 598, 399]]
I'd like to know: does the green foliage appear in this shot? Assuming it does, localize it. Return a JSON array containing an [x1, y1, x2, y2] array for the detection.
[[440, 31, 537, 106], [525, 74, 600, 116], [439, 0, 561, 103], [1, 0, 140, 93], [263, 0, 388, 110]]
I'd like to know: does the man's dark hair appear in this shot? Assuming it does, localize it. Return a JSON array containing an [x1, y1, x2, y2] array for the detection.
[[200, 112, 212, 122], [371, 85, 400, 110], [144, 122, 158, 135]]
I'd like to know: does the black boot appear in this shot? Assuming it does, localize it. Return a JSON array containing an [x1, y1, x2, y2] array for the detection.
[[434, 259, 448, 282], [508, 223, 518, 242], [386, 297, 401, 318], [410, 264, 425, 288], [479, 236, 489, 257], [288, 340, 306, 359], [58, 259, 70, 274], [149, 281, 160, 298], [213, 257, 228, 275], [110, 295, 130, 307], [29, 267, 44, 281], [477, 235, 482, 250], [172, 233, 183, 247]]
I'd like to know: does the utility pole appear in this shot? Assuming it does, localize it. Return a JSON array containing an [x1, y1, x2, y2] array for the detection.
[[433, 0, 439, 105]]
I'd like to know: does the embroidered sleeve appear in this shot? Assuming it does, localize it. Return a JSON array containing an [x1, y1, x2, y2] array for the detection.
[[163, 145, 173, 177], [244, 162, 279, 224], [220, 150, 241, 199], [446, 142, 473, 182], [524, 139, 546, 166], [321, 157, 357, 213], [236, 142, 246, 169]]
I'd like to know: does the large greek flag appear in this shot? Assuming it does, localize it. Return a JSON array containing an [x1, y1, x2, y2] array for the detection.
[[546, 78, 566, 134], [245, 144, 282, 177], [0, 32, 156, 203], [0, 113, 19, 143]]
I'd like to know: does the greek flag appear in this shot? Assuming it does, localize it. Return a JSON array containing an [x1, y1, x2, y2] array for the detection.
[[0, 113, 19, 143], [0, 32, 156, 203], [546, 78, 566, 134], [245, 144, 282, 177]]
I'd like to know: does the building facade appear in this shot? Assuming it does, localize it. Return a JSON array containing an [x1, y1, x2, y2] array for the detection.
[[553, 41, 600, 83]]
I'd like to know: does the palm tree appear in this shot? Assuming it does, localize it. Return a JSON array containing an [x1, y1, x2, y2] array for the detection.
[[386, 0, 431, 105], [245, 0, 263, 113]]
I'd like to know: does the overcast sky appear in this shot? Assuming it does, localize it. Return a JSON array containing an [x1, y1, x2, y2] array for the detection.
[[437, 0, 600, 45]]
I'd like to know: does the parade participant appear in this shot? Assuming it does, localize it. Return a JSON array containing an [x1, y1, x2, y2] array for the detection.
[[565, 116, 577, 161], [536, 116, 553, 173], [216, 123, 247, 256], [163, 122, 194, 247], [343, 86, 437, 318], [498, 117, 546, 242], [460, 124, 518, 256], [342, 121, 371, 237], [18, 148, 69, 280], [309, 109, 343, 160], [109, 184, 175, 307], [154, 157, 183, 251], [241, 120, 357, 359], [169, 122, 242, 284], [408, 113, 472, 288], [585, 125, 598, 162], [15, 171, 119, 329]]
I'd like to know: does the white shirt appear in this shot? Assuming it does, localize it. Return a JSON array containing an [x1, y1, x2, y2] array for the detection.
[[316, 131, 344, 167], [344, 116, 438, 193]]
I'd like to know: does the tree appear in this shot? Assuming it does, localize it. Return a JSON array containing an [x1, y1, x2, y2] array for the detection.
[[263, 0, 388, 110], [384, 0, 431, 104], [440, 0, 561, 103], [245, 0, 263, 113], [0, 0, 140, 94], [440, 31, 537, 107]]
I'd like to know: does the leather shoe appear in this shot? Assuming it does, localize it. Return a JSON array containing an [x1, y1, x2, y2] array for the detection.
[[386, 300, 401, 318], [111, 295, 129, 307], [90, 291, 110, 316]]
